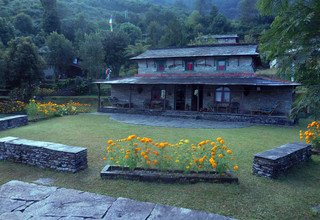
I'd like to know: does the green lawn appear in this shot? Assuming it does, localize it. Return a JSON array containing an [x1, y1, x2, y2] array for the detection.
[[0, 114, 319, 219]]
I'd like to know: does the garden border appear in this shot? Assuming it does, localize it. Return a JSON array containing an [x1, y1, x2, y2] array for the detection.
[[101, 165, 239, 184], [0, 115, 28, 131]]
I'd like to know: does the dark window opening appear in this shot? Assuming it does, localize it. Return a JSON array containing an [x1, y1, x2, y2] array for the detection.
[[185, 61, 194, 71], [217, 60, 226, 71], [151, 87, 161, 100], [156, 61, 165, 72]]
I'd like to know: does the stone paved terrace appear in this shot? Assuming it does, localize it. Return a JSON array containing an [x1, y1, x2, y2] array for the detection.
[[0, 180, 236, 220]]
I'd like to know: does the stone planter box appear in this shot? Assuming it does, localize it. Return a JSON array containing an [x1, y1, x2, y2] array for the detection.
[[101, 165, 239, 184], [311, 149, 320, 155], [0, 115, 28, 131]]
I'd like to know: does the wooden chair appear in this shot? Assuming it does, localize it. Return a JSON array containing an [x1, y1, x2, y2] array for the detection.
[[251, 102, 280, 116]]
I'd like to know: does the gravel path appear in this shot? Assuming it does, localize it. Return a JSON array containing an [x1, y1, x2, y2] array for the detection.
[[91, 112, 251, 129]]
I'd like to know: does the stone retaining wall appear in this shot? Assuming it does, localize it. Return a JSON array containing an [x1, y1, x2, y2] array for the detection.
[[0, 137, 87, 173], [99, 107, 295, 125], [0, 115, 28, 131], [252, 142, 311, 178]]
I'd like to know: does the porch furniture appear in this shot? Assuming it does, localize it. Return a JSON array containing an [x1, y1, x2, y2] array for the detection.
[[213, 102, 230, 113], [107, 97, 132, 108], [251, 102, 280, 116], [143, 99, 170, 110]]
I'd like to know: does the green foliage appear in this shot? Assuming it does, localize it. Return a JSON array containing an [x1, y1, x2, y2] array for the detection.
[[103, 31, 129, 78], [40, 0, 61, 34], [258, 0, 320, 119], [45, 32, 74, 77], [14, 13, 34, 35], [4, 37, 43, 101], [0, 17, 15, 45], [79, 32, 105, 80], [119, 22, 142, 45]]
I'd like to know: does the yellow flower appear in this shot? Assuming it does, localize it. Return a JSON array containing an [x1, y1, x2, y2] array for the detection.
[[227, 149, 232, 154], [233, 165, 239, 171], [103, 157, 107, 161], [175, 159, 180, 163], [184, 139, 190, 144], [218, 154, 223, 158], [107, 140, 113, 145]]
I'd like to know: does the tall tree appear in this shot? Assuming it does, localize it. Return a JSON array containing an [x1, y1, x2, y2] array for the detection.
[[79, 32, 105, 80], [258, 0, 320, 118], [0, 18, 15, 45], [146, 21, 163, 47], [103, 31, 129, 78], [160, 17, 187, 47], [5, 37, 43, 101], [195, 0, 212, 16], [40, 0, 61, 34], [14, 13, 34, 35], [45, 32, 74, 78], [119, 22, 142, 45]]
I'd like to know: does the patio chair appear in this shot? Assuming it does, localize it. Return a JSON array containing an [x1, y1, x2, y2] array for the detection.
[[107, 97, 131, 108], [251, 102, 280, 116]]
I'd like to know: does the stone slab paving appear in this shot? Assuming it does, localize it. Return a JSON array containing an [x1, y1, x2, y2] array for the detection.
[[91, 112, 250, 129], [0, 180, 235, 220]]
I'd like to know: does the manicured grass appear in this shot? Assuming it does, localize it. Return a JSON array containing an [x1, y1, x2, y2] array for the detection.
[[0, 114, 319, 219]]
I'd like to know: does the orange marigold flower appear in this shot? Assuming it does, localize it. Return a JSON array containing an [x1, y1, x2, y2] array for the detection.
[[194, 158, 199, 163], [141, 152, 146, 156], [144, 155, 149, 160], [103, 157, 107, 161], [107, 140, 113, 145], [218, 154, 223, 158], [233, 165, 239, 171], [125, 155, 129, 159], [153, 160, 158, 165], [227, 149, 232, 154], [147, 160, 151, 166]]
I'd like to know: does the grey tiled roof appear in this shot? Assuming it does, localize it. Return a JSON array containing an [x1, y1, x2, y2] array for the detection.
[[211, 34, 239, 39], [131, 44, 258, 60], [94, 75, 300, 87]]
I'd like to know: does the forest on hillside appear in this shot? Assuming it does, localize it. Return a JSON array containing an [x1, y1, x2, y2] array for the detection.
[[0, 0, 272, 100]]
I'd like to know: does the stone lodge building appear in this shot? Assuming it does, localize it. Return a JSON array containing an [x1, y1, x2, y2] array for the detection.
[[95, 35, 299, 125]]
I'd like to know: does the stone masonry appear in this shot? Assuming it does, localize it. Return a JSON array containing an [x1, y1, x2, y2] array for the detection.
[[0, 115, 28, 131], [0, 137, 87, 173], [0, 180, 236, 220], [252, 142, 311, 178]]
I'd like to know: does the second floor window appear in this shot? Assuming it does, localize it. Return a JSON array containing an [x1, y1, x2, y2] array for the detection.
[[217, 60, 226, 71], [156, 61, 166, 72], [185, 61, 194, 71]]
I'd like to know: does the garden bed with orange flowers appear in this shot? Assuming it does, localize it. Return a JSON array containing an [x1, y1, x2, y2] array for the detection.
[[300, 121, 320, 155], [101, 165, 239, 184], [102, 135, 239, 184]]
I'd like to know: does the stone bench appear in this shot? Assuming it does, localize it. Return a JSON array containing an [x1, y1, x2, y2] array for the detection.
[[252, 142, 311, 178], [0, 137, 87, 173], [0, 115, 28, 131]]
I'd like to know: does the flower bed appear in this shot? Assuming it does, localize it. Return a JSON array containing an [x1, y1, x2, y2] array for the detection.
[[300, 121, 320, 155], [0, 101, 26, 114], [26, 99, 91, 121], [101, 165, 238, 184], [102, 135, 238, 183]]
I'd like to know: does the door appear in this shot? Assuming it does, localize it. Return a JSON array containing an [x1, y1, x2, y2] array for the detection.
[[191, 85, 203, 111], [175, 86, 186, 110]]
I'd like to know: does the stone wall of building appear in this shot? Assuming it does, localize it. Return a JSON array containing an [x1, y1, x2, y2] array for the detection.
[[137, 56, 254, 75], [99, 107, 295, 125], [0, 137, 87, 173], [252, 142, 311, 178], [109, 85, 294, 115], [0, 115, 28, 131]]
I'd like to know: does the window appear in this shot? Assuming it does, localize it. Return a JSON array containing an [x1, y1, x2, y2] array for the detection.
[[217, 60, 226, 71], [215, 87, 230, 102], [156, 61, 166, 72], [185, 61, 194, 71]]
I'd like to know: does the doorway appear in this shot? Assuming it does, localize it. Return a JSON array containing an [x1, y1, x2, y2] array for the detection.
[[191, 85, 203, 111], [174, 86, 186, 110]]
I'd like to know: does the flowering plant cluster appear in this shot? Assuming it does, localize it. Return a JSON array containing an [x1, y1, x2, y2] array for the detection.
[[104, 135, 238, 174], [0, 101, 26, 114], [26, 99, 91, 120], [300, 121, 320, 150]]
